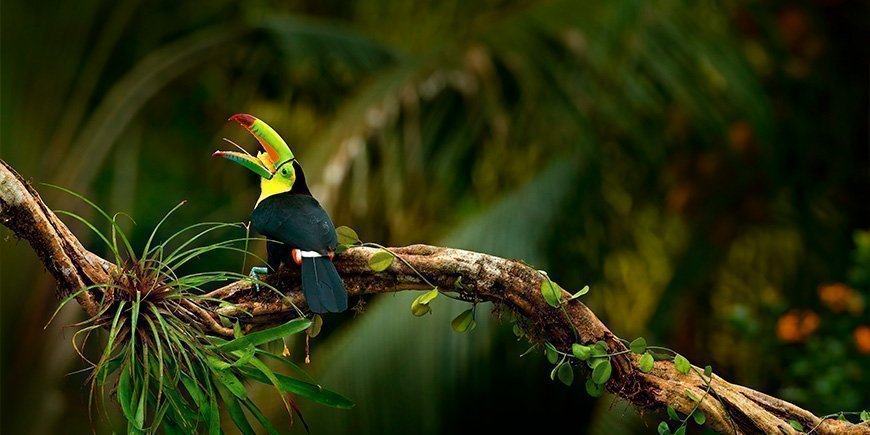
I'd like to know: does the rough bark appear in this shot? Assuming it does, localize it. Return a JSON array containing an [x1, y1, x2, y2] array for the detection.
[[1, 159, 865, 434]]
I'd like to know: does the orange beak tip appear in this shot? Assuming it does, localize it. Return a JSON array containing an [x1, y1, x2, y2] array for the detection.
[[229, 113, 256, 127], [212, 150, 223, 157]]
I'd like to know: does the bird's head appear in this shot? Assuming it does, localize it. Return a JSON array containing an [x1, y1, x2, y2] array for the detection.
[[213, 114, 298, 204]]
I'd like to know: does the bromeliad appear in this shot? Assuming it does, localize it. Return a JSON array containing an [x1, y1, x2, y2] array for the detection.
[[213, 114, 348, 313]]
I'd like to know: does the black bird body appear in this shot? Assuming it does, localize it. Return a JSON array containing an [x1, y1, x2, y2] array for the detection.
[[251, 168, 348, 313], [215, 113, 349, 313]]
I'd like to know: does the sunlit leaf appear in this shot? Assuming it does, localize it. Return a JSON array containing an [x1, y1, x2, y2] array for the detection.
[[368, 250, 394, 272], [335, 226, 360, 245], [570, 285, 590, 299], [639, 352, 655, 373], [674, 354, 691, 374], [572, 343, 591, 361], [540, 278, 562, 307]]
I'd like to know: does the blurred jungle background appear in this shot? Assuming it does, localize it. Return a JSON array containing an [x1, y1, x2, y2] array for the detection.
[[1, 0, 868, 433]]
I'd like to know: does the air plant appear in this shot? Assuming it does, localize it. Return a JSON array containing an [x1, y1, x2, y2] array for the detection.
[[47, 186, 353, 434]]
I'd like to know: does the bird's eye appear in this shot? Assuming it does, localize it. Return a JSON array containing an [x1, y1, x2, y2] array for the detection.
[[281, 168, 288, 176]]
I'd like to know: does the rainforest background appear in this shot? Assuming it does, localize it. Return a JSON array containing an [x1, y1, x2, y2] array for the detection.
[[1, 0, 868, 433]]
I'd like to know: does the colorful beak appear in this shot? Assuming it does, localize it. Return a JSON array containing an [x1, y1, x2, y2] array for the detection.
[[212, 150, 273, 179], [228, 114, 294, 167]]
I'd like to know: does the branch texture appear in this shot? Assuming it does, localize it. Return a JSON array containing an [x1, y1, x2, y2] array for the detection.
[[1, 159, 865, 434]]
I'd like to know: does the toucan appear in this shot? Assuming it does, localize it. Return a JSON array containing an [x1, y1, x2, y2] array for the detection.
[[213, 114, 348, 313]]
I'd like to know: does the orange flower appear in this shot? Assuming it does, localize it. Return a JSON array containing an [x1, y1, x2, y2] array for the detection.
[[855, 326, 870, 355], [818, 283, 863, 314], [777, 310, 820, 343]]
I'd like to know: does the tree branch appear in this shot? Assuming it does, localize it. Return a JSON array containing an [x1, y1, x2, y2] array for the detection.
[[1, 159, 864, 434]]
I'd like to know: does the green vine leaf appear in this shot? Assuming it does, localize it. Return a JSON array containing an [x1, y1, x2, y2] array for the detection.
[[411, 288, 439, 316], [572, 343, 591, 361], [686, 390, 700, 402], [545, 343, 558, 364], [569, 285, 589, 300], [673, 354, 691, 374], [667, 405, 679, 421], [638, 352, 654, 373], [335, 226, 360, 245], [704, 365, 712, 379], [789, 420, 804, 431], [657, 421, 670, 435], [585, 378, 604, 397], [587, 341, 608, 368], [512, 323, 524, 338], [308, 314, 323, 338], [411, 301, 431, 316], [450, 309, 476, 333], [673, 426, 686, 435], [630, 337, 647, 354], [368, 250, 394, 272], [693, 410, 706, 425], [557, 362, 574, 385], [861, 410, 869, 422], [591, 359, 612, 385], [540, 278, 562, 307]]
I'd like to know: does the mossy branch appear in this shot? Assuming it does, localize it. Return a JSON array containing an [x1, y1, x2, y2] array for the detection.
[[1, 159, 865, 435]]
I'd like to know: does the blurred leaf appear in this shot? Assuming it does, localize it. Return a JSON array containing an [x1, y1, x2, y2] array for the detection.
[[667, 406, 679, 421], [658, 421, 670, 435], [557, 363, 574, 386], [585, 379, 604, 398], [309, 314, 323, 338], [450, 309, 475, 333]]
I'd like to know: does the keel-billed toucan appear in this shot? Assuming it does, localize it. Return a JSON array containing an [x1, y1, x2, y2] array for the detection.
[[213, 114, 348, 313]]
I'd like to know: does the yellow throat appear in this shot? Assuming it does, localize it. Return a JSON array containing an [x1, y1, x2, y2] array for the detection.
[[256, 160, 296, 206]]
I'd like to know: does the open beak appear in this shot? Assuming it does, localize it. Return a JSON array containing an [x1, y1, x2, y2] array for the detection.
[[211, 150, 274, 179], [213, 114, 295, 178], [227, 114, 294, 165]]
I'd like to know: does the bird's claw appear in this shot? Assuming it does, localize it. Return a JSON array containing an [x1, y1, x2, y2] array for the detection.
[[249, 267, 268, 292]]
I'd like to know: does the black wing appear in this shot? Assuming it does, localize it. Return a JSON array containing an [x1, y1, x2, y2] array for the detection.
[[251, 192, 338, 254]]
